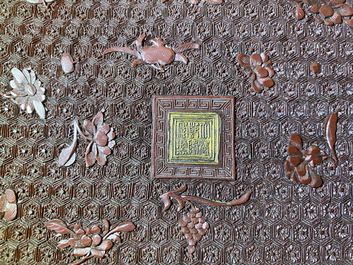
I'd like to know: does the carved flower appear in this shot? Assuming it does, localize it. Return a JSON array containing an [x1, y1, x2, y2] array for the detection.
[[83, 112, 116, 167], [0, 189, 17, 221], [45, 219, 135, 265], [295, 0, 353, 27], [58, 111, 116, 168], [284, 133, 324, 188], [237, 53, 275, 93], [3, 67, 46, 119]]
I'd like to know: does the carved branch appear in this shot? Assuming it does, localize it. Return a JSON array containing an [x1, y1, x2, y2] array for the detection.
[[161, 184, 251, 211]]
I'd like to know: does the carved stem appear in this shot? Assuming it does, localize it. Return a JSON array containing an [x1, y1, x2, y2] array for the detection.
[[180, 191, 252, 207], [73, 120, 92, 142]]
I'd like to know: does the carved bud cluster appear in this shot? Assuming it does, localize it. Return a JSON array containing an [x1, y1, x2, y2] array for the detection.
[[179, 207, 209, 256]]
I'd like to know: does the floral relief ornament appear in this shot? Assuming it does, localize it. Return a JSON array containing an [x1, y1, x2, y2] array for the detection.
[[295, 0, 353, 27], [58, 110, 116, 167], [103, 33, 200, 71], [237, 53, 275, 93], [284, 113, 338, 188], [45, 219, 135, 265], [2, 67, 46, 119], [161, 185, 251, 257]]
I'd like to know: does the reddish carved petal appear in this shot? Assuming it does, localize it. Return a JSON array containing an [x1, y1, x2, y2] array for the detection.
[[95, 131, 108, 146], [93, 111, 104, 127], [96, 154, 107, 166], [85, 142, 97, 167]]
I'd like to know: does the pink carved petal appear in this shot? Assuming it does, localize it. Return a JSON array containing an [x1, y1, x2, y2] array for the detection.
[[5, 189, 16, 203], [4, 203, 17, 221], [96, 240, 113, 251], [95, 131, 108, 146], [85, 142, 97, 167], [82, 120, 95, 136], [92, 111, 104, 127], [96, 154, 107, 166]]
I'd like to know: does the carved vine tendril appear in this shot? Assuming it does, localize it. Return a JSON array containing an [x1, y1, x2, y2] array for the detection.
[[161, 184, 251, 257]]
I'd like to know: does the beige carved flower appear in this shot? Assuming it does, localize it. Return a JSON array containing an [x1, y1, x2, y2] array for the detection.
[[83, 111, 116, 167], [3, 67, 46, 119]]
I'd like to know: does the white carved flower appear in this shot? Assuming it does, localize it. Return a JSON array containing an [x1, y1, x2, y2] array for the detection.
[[3, 67, 46, 119]]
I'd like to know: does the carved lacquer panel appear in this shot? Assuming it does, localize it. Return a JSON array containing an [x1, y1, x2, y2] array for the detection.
[[0, 0, 352, 264]]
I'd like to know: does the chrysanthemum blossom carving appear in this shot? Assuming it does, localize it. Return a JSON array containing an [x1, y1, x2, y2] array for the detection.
[[284, 113, 338, 188], [45, 219, 135, 265], [237, 53, 275, 93], [58, 110, 116, 168], [3, 67, 46, 119]]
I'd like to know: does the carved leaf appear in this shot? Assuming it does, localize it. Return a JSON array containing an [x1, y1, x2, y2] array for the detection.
[[296, 4, 305, 20], [45, 219, 72, 235], [58, 126, 78, 167], [108, 221, 135, 234], [104, 221, 135, 240], [160, 194, 172, 211], [325, 112, 338, 166]]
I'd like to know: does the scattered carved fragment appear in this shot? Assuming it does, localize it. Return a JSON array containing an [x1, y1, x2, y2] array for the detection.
[[45, 219, 135, 265], [0, 189, 17, 221], [2, 67, 46, 119], [295, 0, 353, 27], [284, 113, 339, 188], [103, 33, 199, 71], [237, 53, 275, 93], [58, 110, 116, 167], [310, 62, 321, 74], [161, 184, 251, 257], [61, 53, 75, 74]]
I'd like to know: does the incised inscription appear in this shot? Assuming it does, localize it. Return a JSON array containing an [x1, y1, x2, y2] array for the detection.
[[168, 112, 220, 165]]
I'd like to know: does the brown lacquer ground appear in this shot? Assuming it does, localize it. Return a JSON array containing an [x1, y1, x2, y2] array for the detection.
[[0, 0, 352, 264]]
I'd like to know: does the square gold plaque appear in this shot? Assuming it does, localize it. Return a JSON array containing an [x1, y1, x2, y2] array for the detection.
[[151, 95, 235, 180], [167, 112, 220, 164]]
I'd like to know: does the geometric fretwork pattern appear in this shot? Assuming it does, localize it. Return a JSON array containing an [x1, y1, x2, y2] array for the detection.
[[0, 0, 353, 264]]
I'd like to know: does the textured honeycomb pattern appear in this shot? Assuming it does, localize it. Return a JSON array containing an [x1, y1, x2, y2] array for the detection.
[[0, 0, 353, 264]]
